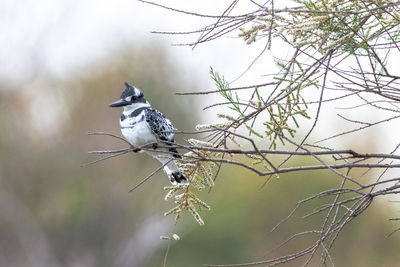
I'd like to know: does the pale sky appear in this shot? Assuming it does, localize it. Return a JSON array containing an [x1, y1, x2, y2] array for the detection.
[[0, 0, 278, 84]]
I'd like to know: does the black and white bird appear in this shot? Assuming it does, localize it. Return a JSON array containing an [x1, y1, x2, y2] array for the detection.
[[109, 82, 189, 186]]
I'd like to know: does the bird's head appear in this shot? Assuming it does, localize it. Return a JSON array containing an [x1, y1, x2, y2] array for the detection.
[[109, 82, 147, 108]]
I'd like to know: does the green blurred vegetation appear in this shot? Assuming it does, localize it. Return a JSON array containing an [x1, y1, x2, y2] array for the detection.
[[0, 45, 399, 267]]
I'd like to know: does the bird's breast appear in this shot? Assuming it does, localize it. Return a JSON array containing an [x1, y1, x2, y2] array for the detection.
[[120, 115, 156, 147]]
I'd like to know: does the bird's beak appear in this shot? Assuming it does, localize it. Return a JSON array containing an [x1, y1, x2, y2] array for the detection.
[[109, 99, 130, 107]]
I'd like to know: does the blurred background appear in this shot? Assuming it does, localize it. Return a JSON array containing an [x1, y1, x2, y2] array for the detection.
[[1, 1, 399, 266]]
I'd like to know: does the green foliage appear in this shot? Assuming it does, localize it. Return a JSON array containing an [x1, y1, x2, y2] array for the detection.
[[209, 64, 311, 149], [163, 186, 210, 226], [233, 0, 400, 150], [163, 138, 218, 226], [210, 67, 244, 116], [239, 0, 400, 55], [266, 67, 312, 148]]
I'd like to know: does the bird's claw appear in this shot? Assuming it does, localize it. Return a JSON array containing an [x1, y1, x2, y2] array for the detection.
[[131, 146, 141, 152], [152, 142, 158, 150]]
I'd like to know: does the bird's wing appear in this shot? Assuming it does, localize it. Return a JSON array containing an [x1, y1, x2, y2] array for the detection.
[[145, 109, 175, 142]]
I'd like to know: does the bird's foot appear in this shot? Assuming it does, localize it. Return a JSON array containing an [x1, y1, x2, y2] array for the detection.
[[152, 142, 158, 150], [131, 146, 141, 152]]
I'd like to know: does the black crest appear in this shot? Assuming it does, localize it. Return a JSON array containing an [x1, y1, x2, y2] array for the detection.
[[120, 82, 137, 99]]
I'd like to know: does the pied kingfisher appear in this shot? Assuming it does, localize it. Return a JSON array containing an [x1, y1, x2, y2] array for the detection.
[[109, 82, 189, 186]]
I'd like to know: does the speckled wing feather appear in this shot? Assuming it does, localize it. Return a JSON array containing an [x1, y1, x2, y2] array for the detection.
[[145, 109, 181, 158], [145, 109, 175, 142]]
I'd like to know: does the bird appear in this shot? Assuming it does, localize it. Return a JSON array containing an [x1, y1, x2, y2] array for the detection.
[[109, 82, 189, 186]]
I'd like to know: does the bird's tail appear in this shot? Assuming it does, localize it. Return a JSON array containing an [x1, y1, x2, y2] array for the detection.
[[146, 151, 189, 186], [166, 169, 189, 186], [165, 147, 188, 185], [164, 161, 189, 186]]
